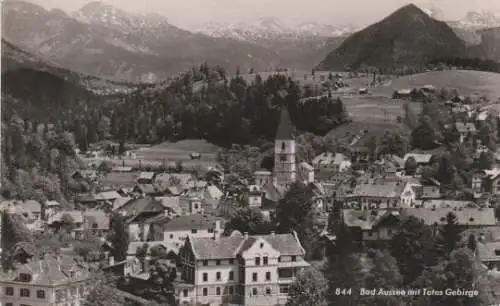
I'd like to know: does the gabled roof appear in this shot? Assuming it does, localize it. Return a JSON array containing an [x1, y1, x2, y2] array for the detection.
[[138, 172, 155, 180], [48, 211, 84, 224], [95, 191, 122, 201], [350, 182, 406, 198], [155, 196, 182, 214], [403, 153, 433, 164], [163, 215, 224, 231], [187, 230, 305, 260], [118, 198, 164, 217], [275, 108, 295, 140], [404, 208, 496, 226], [343, 209, 398, 230], [0, 254, 90, 286], [477, 241, 500, 262]]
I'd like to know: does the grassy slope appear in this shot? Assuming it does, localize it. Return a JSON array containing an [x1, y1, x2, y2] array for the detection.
[[372, 70, 500, 99]]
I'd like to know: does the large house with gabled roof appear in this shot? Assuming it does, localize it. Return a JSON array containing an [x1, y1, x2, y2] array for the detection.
[[177, 230, 309, 306]]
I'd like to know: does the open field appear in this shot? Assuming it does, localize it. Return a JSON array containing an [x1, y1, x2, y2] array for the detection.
[[372, 70, 500, 99], [342, 95, 414, 122], [85, 139, 222, 170]]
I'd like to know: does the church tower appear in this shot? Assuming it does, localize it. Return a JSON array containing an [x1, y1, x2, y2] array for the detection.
[[274, 108, 296, 189]]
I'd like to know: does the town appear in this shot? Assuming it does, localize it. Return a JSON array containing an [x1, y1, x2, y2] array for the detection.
[[3, 1, 500, 306]]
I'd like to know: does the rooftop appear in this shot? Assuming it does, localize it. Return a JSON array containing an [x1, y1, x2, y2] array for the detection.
[[275, 108, 295, 140], [188, 230, 305, 260], [0, 254, 90, 286], [350, 181, 406, 198], [163, 214, 224, 231], [404, 207, 496, 226]]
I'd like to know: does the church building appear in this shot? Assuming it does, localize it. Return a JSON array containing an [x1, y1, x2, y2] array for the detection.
[[257, 108, 298, 204]]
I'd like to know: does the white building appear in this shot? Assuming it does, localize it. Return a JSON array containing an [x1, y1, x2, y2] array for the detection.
[[177, 230, 309, 306]]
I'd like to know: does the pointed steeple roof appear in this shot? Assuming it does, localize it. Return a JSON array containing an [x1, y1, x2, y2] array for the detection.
[[276, 108, 295, 140]]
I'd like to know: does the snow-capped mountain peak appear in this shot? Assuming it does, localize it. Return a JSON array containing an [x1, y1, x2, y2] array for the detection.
[[194, 18, 356, 41], [72, 1, 174, 33], [449, 10, 500, 30]]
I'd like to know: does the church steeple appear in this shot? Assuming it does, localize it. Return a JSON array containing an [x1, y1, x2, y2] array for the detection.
[[273, 107, 296, 191], [276, 108, 295, 140]]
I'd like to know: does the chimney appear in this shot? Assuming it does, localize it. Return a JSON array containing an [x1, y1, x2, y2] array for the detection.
[[244, 232, 249, 239]]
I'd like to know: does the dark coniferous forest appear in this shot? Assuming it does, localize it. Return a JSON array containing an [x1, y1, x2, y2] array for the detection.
[[2, 64, 349, 150]]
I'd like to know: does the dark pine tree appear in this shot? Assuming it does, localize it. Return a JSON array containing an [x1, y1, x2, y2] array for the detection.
[[435, 212, 463, 259], [109, 214, 130, 261]]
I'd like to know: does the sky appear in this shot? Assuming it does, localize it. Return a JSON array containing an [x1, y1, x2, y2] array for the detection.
[[29, 0, 500, 29]]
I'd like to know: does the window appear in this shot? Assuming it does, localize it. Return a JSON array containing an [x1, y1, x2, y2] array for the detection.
[[216, 260, 221, 266], [368, 231, 373, 237], [19, 273, 31, 282], [229, 271, 234, 280], [229, 259, 234, 265], [260, 243, 264, 248], [252, 288, 258, 296], [280, 286, 289, 294], [5, 303, 13, 306], [266, 271, 271, 281], [266, 288, 272, 295], [191, 229, 198, 234], [169, 234, 174, 239], [203, 288, 208, 296], [20, 304, 31, 306], [229, 286, 234, 295], [203, 273, 208, 282], [255, 257, 261, 265], [37, 289, 46, 299], [216, 272, 221, 281], [281, 142, 286, 150], [20, 288, 30, 297], [278, 257, 281, 262], [263, 256, 268, 265], [280, 155, 287, 161], [208, 228, 214, 233], [5, 286, 14, 296], [252, 272, 258, 282], [216, 287, 221, 296], [183, 289, 188, 297], [387, 229, 393, 235], [291, 256, 297, 262], [194, 204, 199, 209], [203, 260, 208, 266]]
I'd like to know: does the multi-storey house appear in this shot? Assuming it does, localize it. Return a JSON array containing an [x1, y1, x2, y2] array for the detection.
[[177, 230, 309, 306], [0, 254, 90, 306]]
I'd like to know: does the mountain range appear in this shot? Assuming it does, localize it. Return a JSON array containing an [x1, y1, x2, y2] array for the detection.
[[2, 0, 500, 83], [1, 0, 348, 82]]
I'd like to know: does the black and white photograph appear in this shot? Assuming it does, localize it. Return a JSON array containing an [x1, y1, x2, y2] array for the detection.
[[1, 0, 500, 305]]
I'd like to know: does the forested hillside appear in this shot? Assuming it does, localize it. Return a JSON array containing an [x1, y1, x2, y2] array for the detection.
[[4, 64, 349, 150]]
